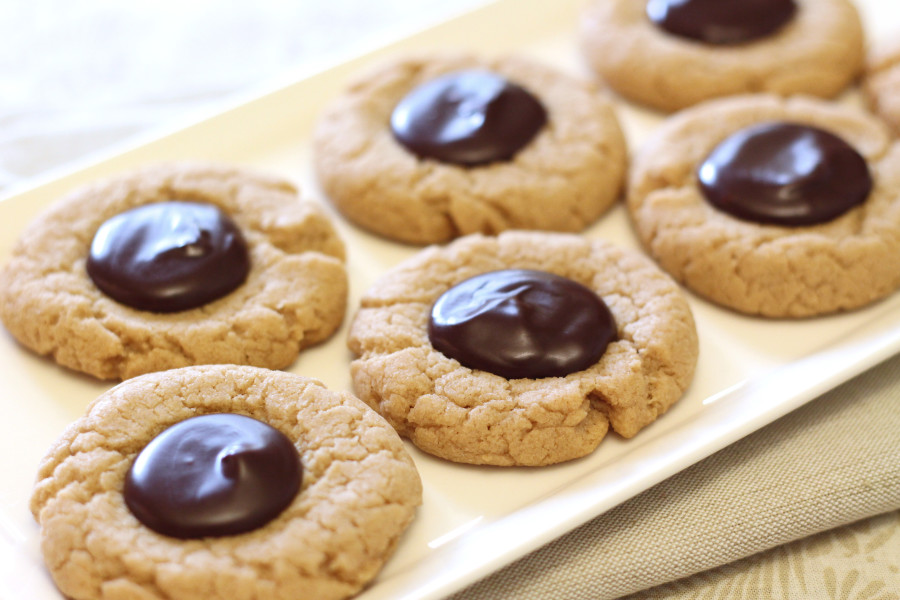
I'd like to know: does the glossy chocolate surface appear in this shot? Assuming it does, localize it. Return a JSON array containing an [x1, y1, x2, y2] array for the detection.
[[124, 413, 302, 539], [428, 269, 616, 379], [698, 122, 872, 226], [390, 69, 547, 166], [87, 201, 250, 313], [646, 0, 797, 45]]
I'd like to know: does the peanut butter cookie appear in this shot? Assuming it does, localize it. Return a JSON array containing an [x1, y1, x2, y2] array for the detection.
[[30, 365, 422, 600], [628, 94, 900, 317], [580, 0, 865, 112], [864, 37, 900, 135], [0, 163, 348, 379], [348, 231, 698, 466], [313, 54, 627, 244]]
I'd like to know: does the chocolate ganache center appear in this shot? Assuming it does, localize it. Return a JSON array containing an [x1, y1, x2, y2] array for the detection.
[[390, 69, 547, 166], [87, 201, 250, 313], [428, 269, 616, 379], [697, 122, 872, 226], [124, 413, 302, 539], [646, 0, 797, 45]]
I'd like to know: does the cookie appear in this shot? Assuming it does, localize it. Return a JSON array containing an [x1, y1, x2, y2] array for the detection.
[[579, 0, 865, 112], [0, 163, 348, 380], [347, 231, 698, 466], [30, 365, 422, 600], [863, 37, 900, 135], [627, 94, 900, 317], [313, 54, 627, 245]]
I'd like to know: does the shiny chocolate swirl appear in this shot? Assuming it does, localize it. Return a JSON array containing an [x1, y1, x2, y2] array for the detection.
[[87, 201, 250, 312], [124, 413, 302, 539], [646, 0, 797, 45], [391, 70, 547, 166], [428, 269, 616, 379], [697, 122, 872, 226]]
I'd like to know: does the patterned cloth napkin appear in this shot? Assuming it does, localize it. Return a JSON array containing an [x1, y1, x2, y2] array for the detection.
[[450, 354, 900, 599]]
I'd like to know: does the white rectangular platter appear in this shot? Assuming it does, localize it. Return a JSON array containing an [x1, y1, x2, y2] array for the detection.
[[2, 0, 900, 598]]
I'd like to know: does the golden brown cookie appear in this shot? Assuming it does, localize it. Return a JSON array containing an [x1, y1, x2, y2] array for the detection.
[[864, 37, 900, 135], [579, 0, 865, 112], [30, 365, 422, 600], [0, 163, 348, 379], [347, 231, 698, 467], [628, 94, 900, 317], [313, 54, 627, 245]]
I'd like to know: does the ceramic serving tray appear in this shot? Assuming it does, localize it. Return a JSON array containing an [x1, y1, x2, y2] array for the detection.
[[2, 0, 899, 598]]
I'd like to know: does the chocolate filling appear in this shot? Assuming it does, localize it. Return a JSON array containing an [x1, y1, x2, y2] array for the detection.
[[390, 69, 547, 166], [646, 0, 797, 45], [697, 122, 872, 226], [124, 414, 302, 539], [428, 269, 616, 379], [87, 201, 250, 312]]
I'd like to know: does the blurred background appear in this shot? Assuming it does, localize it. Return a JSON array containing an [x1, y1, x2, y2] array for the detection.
[[0, 0, 486, 193]]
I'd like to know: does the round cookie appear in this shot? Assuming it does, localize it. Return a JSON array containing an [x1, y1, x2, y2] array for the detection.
[[863, 37, 900, 135], [313, 54, 628, 245], [347, 231, 698, 467], [0, 163, 348, 380], [30, 365, 422, 600], [627, 94, 900, 317], [579, 0, 865, 112]]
